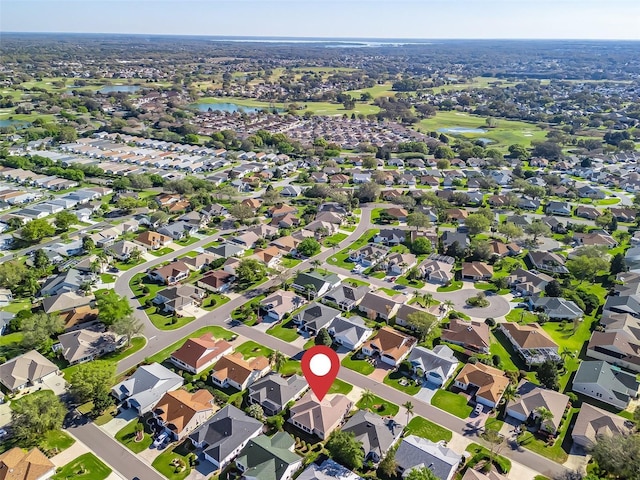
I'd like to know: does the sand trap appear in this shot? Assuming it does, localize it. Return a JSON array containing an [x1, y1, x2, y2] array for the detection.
[[524, 134, 533, 137]]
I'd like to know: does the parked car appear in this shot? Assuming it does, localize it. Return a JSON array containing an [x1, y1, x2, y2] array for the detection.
[[153, 432, 168, 447], [474, 404, 484, 416], [0, 428, 7, 439]]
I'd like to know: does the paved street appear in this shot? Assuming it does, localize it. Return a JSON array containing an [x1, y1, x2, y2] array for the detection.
[[109, 204, 568, 479]]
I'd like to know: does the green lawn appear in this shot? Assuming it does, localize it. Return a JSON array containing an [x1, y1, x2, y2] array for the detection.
[[517, 408, 578, 463], [280, 256, 302, 269], [175, 236, 200, 246], [2, 299, 32, 314], [326, 228, 378, 270], [489, 332, 520, 372], [356, 393, 399, 416], [52, 453, 112, 480], [595, 198, 621, 206], [431, 390, 472, 419], [152, 444, 192, 480], [150, 247, 175, 257], [383, 369, 422, 395], [266, 319, 300, 342], [147, 326, 236, 363], [395, 276, 425, 289], [343, 277, 370, 287], [405, 416, 453, 442], [328, 378, 353, 395], [437, 281, 463, 292], [99, 273, 115, 283], [115, 419, 153, 453], [323, 232, 348, 247], [484, 417, 505, 433], [505, 309, 539, 323], [40, 430, 75, 456], [201, 294, 230, 311], [341, 352, 375, 375], [146, 308, 195, 330], [10, 389, 55, 410], [235, 340, 273, 360], [465, 443, 512, 474], [280, 359, 302, 376], [113, 258, 146, 271], [377, 287, 398, 297]]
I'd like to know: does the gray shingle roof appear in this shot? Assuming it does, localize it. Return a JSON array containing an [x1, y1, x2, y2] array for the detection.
[[395, 435, 461, 480]]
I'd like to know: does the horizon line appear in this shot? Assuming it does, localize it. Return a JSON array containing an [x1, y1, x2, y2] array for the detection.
[[2, 31, 640, 42]]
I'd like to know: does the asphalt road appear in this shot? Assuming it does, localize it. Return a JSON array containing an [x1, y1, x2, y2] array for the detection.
[[112, 204, 568, 479]]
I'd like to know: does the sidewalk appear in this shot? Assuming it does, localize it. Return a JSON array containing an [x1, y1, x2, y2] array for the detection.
[[51, 430, 125, 480]]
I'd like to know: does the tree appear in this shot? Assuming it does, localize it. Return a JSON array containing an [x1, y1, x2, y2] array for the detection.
[[54, 210, 77, 232], [110, 314, 143, 346], [20, 218, 55, 242], [590, 433, 640, 480], [378, 449, 398, 478], [297, 238, 321, 257], [545, 280, 563, 298], [611, 252, 628, 275], [405, 311, 438, 343], [355, 182, 380, 203], [315, 328, 333, 347], [501, 383, 519, 405], [92, 389, 115, 417], [362, 157, 378, 169], [269, 350, 286, 373], [33, 249, 50, 270], [498, 222, 524, 242], [115, 196, 144, 213], [404, 467, 439, 480], [326, 430, 364, 470], [567, 255, 609, 283], [436, 159, 451, 169], [525, 221, 552, 243], [535, 406, 554, 430], [434, 146, 454, 159], [82, 236, 95, 252], [21, 313, 64, 351], [128, 247, 143, 264], [11, 393, 66, 446], [406, 212, 431, 231], [246, 404, 266, 423], [97, 291, 133, 326], [536, 359, 560, 390], [465, 213, 491, 236], [236, 258, 267, 286], [228, 203, 254, 223], [0, 260, 27, 289], [361, 389, 376, 406], [403, 401, 414, 424], [70, 360, 116, 404]]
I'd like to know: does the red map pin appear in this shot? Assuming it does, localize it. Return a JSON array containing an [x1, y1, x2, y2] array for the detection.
[[301, 345, 340, 402]]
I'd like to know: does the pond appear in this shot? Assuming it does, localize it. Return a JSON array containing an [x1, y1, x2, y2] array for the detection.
[[438, 127, 487, 134], [98, 85, 141, 94], [195, 102, 283, 113], [0, 119, 30, 129]]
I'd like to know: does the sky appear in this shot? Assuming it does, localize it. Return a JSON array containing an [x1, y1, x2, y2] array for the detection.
[[2, 0, 640, 40]]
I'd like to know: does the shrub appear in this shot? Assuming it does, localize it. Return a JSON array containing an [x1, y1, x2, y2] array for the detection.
[[469, 356, 478, 364], [492, 354, 502, 367], [485, 317, 496, 327]]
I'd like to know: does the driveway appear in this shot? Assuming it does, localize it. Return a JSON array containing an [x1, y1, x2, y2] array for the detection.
[[435, 289, 511, 319], [413, 383, 438, 403], [100, 407, 138, 437]]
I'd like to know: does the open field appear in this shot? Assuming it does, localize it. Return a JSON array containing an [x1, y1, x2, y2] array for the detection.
[[197, 96, 380, 116]]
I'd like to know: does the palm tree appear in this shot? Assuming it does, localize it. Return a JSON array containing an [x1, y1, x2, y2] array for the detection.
[[501, 383, 519, 406], [403, 401, 415, 424], [535, 406, 554, 430], [311, 259, 321, 271], [423, 293, 434, 308], [559, 347, 575, 363], [305, 284, 316, 301], [129, 247, 142, 263], [444, 300, 455, 311], [269, 350, 286, 373], [361, 389, 376, 408]]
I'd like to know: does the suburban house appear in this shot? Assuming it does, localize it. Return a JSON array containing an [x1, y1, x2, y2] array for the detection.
[[248, 373, 308, 416], [134, 230, 172, 250], [0, 447, 55, 480], [210, 352, 270, 391], [111, 363, 184, 415], [183, 252, 220, 271], [149, 261, 190, 285], [419, 257, 455, 284], [260, 290, 304, 322], [90, 226, 120, 247], [408, 345, 459, 387], [207, 242, 245, 258], [441, 318, 491, 354], [384, 252, 417, 275], [169, 334, 233, 374], [251, 246, 283, 268], [39, 268, 93, 297], [374, 229, 406, 246], [188, 405, 263, 470], [454, 363, 510, 408], [291, 271, 341, 299], [153, 284, 207, 313], [461, 261, 494, 281], [395, 304, 433, 329], [158, 220, 198, 241], [572, 360, 640, 409], [298, 459, 363, 480], [395, 435, 461, 480], [348, 244, 389, 267], [527, 251, 570, 275], [288, 392, 352, 440], [499, 322, 561, 366], [441, 231, 469, 249], [506, 381, 569, 434], [42, 291, 94, 315], [236, 432, 303, 480], [294, 303, 341, 336], [328, 316, 373, 351], [546, 201, 572, 216], [384, 207, 408, 222], [151, 389, 215, 441], [361, 326, 417, 367], [571, 403, 633, 449], [107, 240, 145, 261], [322, 283, 369, 311], [587, 312, 640, 372], [0, 350, 60, 393], [529, 295, 584, 321], [55, 325, 125, 365], [341, 410, 402, 463], [196, 270, 234, 293], [507, 268, 553, 296], [358, 291, 406, 321]]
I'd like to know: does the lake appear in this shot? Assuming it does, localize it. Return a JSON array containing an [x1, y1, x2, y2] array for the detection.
[[98, 85, 141, 94], [438, 127, 487, 134], [0, 119, 30, 129], [195, 102, 282, 113]]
